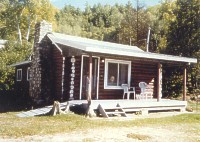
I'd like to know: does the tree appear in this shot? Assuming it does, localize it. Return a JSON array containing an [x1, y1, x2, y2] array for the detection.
[[0, 0, 9, 39], [86, 4, 123, 41], [0, 41, 32, 90], [119, 1, 151, 49], [0, 0, 57, 90], [55, 5, 83, 36], [164, 0, 200, 96], [119, 2, 137, 45], [56, 3, 124, 42], [147, 0, 176, 53], [0, 0, 57, 43], [167, 0, 200, 57]]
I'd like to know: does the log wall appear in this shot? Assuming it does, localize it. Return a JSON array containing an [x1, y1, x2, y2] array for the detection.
[[131, 60, 157, 97], [63, 57, 71, 100], [89, 56, 157, 100], [71, 55, 158, 100], [73, 57, 81, 100], [52, 47, 63, 100], [62, 56, 81, 100], [15, 65, 30, 98]]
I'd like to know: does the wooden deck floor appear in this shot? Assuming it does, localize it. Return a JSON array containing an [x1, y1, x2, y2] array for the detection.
[[69, 99, 187, 112], [16, 99, 187, 117]]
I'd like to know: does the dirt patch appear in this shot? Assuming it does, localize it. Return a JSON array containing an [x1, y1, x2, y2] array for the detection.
[[1, 126, 198, 142]]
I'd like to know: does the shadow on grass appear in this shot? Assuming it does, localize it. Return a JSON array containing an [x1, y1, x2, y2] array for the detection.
[[0, 93, 33, 112], [0, 91, 53, 113]]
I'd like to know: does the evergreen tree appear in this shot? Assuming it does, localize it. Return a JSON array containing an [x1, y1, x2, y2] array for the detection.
[[167, 0, 200, 57], [164, 0, 200, 97]]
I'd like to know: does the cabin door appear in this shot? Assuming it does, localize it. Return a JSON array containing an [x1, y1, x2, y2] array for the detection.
[[80, 56, 99, 100]]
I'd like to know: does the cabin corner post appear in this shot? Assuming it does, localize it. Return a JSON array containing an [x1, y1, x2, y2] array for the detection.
[[183, 65, 187, 101], [157, 63, 162, 102]]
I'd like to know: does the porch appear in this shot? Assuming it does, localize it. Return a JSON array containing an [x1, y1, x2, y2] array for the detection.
[[16, 99, 187, 118], [70, 99, 186, 110], [70, 99, 187, 117]]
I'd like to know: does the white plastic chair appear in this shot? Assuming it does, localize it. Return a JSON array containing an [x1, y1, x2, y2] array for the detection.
[[139, 82, 147, 99], [121, 84, 135, 100], [138, 82, 153, 99]]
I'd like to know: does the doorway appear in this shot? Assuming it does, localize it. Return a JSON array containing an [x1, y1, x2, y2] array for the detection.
[[80, 56, 99, 100]]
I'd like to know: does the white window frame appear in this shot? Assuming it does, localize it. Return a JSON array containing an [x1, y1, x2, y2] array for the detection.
[[80, 55, 100, 100], [16, 69, 22, 81], [27, 67, 30, 81], [104, 59, 131, 89]]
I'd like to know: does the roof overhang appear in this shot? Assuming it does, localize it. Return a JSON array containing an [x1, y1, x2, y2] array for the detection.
[[10, 60, 31, 67], [85, 47, 197, 64], [47, 33, 197, 64]]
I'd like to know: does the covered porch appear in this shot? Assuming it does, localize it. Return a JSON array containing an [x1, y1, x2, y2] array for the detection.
[[47, 33, 197, 102]]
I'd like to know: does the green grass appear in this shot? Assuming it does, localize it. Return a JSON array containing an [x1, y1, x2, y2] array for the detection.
[[0, 103, 200, 138], [0, 112, 200, 138], [188, 100, 200, 112]]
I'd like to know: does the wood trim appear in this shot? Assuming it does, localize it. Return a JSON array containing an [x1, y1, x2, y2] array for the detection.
[[79, 55, 100, 100], [88, 55, 92, 101], [157, 63, 161, 102], [104, 59, 131, 89], [183, 66, 187, 101], [17, 69, 22, 81], [93, 56, 100, 100], [27, 67, 30, 81], [79, 55, 84, 100]]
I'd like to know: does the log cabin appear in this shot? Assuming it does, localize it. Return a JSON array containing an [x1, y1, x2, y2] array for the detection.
[[12, 20, 197, 105]]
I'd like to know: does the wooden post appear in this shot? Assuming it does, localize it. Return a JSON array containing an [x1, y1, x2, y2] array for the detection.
[[183, 66, 187, 101], [87, 55, 92, 102], [85, 55, 96, 117], [157, 63, 161, 102]]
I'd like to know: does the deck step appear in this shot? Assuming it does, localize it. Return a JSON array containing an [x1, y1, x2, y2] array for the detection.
[[97, 104, 127, 118]]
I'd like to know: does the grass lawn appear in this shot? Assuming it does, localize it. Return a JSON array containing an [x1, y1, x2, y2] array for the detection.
[[0, 112, 200, 138], [0, 101, 200, 139]]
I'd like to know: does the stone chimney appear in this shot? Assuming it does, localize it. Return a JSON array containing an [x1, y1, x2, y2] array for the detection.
[[30, 20, 52, 101], [34, 20, 52, 44]]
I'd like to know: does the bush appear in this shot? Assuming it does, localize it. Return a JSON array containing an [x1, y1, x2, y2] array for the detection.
[[0, 41, 32, 90]]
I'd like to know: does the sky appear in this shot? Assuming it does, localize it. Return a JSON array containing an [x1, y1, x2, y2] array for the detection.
[[50, 0, 161, 10]]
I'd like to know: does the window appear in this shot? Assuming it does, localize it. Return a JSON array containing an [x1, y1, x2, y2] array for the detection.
[[27, 67, 30, 81], [104, 59, 131, 89], [16, 69, 22, 81]]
